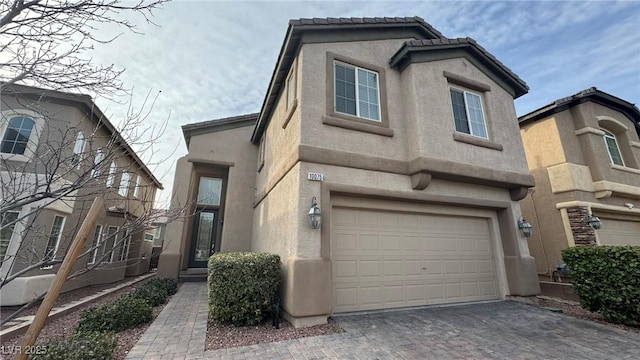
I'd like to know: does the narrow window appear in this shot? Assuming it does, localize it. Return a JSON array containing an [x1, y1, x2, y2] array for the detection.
[[1, 211, 20, 263], [106, 161, 117, 187], [118, 231, 131, 261], [89, 224, 103, 264], [71, 132, 85, 167], [103, 226, 118, 262], [92, 149, 104, 177], [1, 117, 36, 155], [450, 89, 488, 138], [602, 129, 625, 166], [287, 69, 296, 108], [44, 215, 65, 262], [144, 233, 154, 242], [133, 176, 142, 198], [119, 172, 130, 197], [334, 62, 380, 121]]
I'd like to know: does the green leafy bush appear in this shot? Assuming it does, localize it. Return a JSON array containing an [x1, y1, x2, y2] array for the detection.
[[146, 277, 179, 296], [32, 331, 117, 360], [208, 252, 281, 326], [129, 277, 179, 307], [562, 246, 640, 327], [76, 295, 152, 333]]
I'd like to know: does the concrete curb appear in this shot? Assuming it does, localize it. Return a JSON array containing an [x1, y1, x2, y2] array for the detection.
[[0, 272, 155, 343]]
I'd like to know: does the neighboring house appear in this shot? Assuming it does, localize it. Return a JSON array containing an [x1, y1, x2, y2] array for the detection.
[[159, 17, 539, 327], [0, 83, 163, 306], [149, 209, 169, 269], [519, 88, 640, 276]]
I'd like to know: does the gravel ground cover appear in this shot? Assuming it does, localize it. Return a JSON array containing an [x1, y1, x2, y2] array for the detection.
[[0, 281, 173, 360], [206, 318, 344, 351], [534, 297, 640, 334]]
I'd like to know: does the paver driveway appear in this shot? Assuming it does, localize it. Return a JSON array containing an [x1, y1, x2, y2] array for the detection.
[[127, 283, 640, 359], [206, 301, 640, 359]]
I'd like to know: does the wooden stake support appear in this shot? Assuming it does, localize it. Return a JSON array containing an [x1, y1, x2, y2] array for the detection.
[[16, 197, 104, 360]]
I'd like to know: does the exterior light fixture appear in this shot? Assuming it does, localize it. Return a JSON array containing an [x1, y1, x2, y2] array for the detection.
[[307, 196, 322, 229], [517, 216, 533, 238], [585, 214, 602, 230]]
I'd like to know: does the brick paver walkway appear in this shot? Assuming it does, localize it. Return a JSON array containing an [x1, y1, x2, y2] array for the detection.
[[128, 282, 640, 359]]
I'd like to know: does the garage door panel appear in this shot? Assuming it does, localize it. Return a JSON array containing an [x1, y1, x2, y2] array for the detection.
[[332, 207, 499, 313], [597, 217, 640, 246]]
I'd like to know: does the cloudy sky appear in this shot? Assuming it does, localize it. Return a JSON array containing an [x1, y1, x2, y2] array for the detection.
[[88, 0, 640, 206]]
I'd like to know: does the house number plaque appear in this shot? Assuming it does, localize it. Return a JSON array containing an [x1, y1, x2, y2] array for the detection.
[[307, 172, 324, 181]]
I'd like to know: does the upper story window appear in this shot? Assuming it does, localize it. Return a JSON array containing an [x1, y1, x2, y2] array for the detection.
[[43, 215, 65, 263], [133, 175, 142, 198], [450, 88, 488, 139], [92, 149, 104, 178], [334, 61, 381, 121], [119, 172, 131, 197], [1, 117, 35, 155], [106, 161, 117, 187], [287, 68, 296, 109], [602, 129, 624, 166], [71, 132, 85, 167]]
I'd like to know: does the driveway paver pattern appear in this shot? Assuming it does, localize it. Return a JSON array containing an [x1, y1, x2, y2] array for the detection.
[[128, 282, 640, 359]]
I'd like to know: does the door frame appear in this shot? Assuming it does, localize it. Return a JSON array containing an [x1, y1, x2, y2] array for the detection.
[[188, 209, 219, 268]]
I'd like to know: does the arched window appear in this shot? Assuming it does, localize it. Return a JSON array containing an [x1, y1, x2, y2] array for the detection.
[[92, 149, 104, 177], [106, 161, 117, 187], [602, 129, 624, 166], [71, 132, 85, 166], [1, 117, 36, 155]]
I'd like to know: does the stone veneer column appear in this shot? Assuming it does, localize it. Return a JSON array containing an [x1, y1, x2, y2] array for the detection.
[[567, 207, 597, 246]]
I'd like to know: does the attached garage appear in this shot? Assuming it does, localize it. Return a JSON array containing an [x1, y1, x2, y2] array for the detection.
[[597, 217, 640, 246], [331, 202, 502, 313]]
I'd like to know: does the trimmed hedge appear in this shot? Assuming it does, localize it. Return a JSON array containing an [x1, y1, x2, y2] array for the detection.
[[32, 331, 117, 360], [562, 246, 640, 327], [129, 278, 178, 307], [208, 252, 281, 326], [76, 295, 152, 333]]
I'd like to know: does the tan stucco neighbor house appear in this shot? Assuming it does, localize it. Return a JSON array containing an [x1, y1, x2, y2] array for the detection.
[[158, 17, 540, 327], [519, 88, 640, 276], [1, 83, 162, 306]]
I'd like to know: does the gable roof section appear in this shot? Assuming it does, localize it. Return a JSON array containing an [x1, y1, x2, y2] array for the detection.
[[518, 87, 640, 138], [250, 16, 445, 144], [182, 113, 258, 147], [1, 82, 163, 189], [389, 38, 529, 99]]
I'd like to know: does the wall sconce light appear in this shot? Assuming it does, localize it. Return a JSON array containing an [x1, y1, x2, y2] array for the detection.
[[307, 196, 322, 229], [517, 216, 533, 238], [585, 214, 602, 230]]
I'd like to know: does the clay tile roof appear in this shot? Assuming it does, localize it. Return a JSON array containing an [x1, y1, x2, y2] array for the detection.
[[288, 16, 445, 38]]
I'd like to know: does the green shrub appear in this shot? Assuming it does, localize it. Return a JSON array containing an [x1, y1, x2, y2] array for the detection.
[[76, 295, 152, 333], [208, 252, 281, 326], [32, 331, 117, 360], [130, 283, 169, 307], [145, 277, 179, 296], [562, 246, 640, 327]]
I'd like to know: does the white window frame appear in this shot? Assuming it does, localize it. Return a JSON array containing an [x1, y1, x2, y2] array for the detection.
[[119, 172, 131, 197], [133, 175, 142, 198], [1, 211, 20, 263], [602, 129, 625, 166], [88, 224, 103, 264], [450, 87, 489, 139], [0, 110, 45, 162], [334, 61, 381, 122], [118, 230, 132, 262], [144, 232, 155, 242], [103, 225, 118, 262], [42, 215, 66, 269], [106, 161, 117, 187], [92, 149, 104, 178], [71, 131, 85, 167]]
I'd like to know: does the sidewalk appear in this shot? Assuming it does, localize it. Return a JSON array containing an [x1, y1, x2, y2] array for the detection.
[[125, 282, 209, 359]]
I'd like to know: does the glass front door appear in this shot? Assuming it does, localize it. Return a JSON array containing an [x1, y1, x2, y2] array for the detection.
[[189, 209, 218, 268]]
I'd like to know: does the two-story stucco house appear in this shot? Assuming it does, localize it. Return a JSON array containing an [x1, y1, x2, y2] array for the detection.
[[519, 88, 640, 276], [158, 17, 540, 327], [1, 83, 163, 306]]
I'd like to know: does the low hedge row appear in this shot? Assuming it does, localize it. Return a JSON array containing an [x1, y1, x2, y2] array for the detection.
[[34, 277, 178, 360], [562, 246, 640, 327], [208, 252, 281, 326]]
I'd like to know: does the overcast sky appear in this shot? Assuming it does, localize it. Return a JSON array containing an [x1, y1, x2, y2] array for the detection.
[[88, 0, 640, 206]]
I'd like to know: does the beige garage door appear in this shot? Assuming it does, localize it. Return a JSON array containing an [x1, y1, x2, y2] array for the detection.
[[598, 218, 640, 246], [332, 207, 499, 313]]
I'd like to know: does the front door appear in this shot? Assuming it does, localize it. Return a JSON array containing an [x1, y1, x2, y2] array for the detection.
[[188, 209, 218, 268]]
